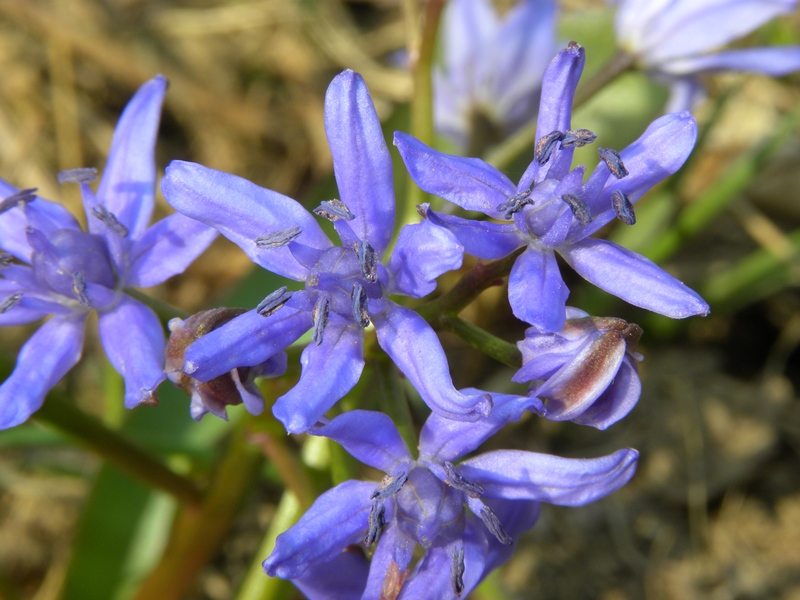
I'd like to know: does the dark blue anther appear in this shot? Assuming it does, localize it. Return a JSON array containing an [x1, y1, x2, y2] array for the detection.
[[479, 504, 513, 545], [57, 168, 97, 184], [255, 226, 302, 249], [496, 188, 533, 219], [71, 271, 89, 306], [311, 295, 330, 346], [598, 148, 629, 179], [611, 190, 636, 225], [351, 283, 370, 328], [450, 546, 465, 597], [370, 471, 407, 500], [0, 252, 12, 268], [443, 461, 484, 498], [562, 128, 597, 148], [313, 199, 355, 222], [256, 286, 293, 317], [353, 240, 378, 283], [535, 130, 564, 164], [0, 188, 37, 215], [364, 498, 386, 547], [0, 293, 22, 314], [91, 205, 129, 238], [561, 193, 592, 225]]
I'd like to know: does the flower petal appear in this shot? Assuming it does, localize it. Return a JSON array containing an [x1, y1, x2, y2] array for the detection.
[[573, 358, 641, 430], [126, 212, 218, 287], [161, 161, 332, 281], [272, 324, 365, 434], [458, 447, 639, 505], [478, 498, 541, 573], [262, 480, 376, 579], [393, 132, 516, 219], [96, 76, 166, 238], [98, 295, 166, 408], [387, 219, 463, 298], [293, 549, 369, 600], [325, 70, 395, 255], [373, 302, 492, 420], [0, 315, 86, 429], [310, 410, 412, 472], [558, 237, 709, 318], [361, 523, 416, 600], [507, 246, 569, 332], [663, 46, 800, 76], [421, 205, 524, 260]]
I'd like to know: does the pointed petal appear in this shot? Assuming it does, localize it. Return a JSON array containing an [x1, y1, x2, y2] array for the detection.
[[663, 76, 706, 113], [559, 238, 709, 318], [96, 76, 166, 238], [325, 70, 395, 255], [573, 358, 641, 430], [441, 0, 498, 76], [272, 324, 365, 434], [293, 549, 369, 600], [0, 315, 85, 429], [458, 447, 639, 505], [478, 498, 541, 573], [0, 277, 53, 326], [387, 220, 463, 298], [262, 480, 376, 579], [393, 132, 516, 219], [663, 46, 800, 76], [422, 205, 524, 260], [310, 410, 412, 472], [161, 161, 332, 281], [126, 212, 218, 287], [373, 302, 492, 420], [98, 295, 166, 408], [507, 247, 569, 331], [184, 303, 312, 382]]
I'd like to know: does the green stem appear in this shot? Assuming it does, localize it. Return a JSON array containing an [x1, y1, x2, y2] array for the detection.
[[441, 316, 521, 369], [34, 395, 203, 506], [484, 50, 635, 171], [123, 287, 190, 322]]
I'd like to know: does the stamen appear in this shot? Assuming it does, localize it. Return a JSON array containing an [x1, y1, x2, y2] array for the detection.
[[443, 461, 484, 498], [450, 546, 465, 597], [0, 188, 37, 215], [256, 286, 292, 317], [0, 293, 22, 314], [562, 128, 597, 148], [561, 193, 592, 225], [598, 148, 629, 179], [353, 240, 378, 283], [0, 252, 13, 268], [313, 199, 355, 222], [364, 499, 386, 547], [255, 226, 302, 249], [91, 205, 129, 237], [479, 505, 513, 545], [496, 188, 533, 219], [535, 131, 564, 164], [611, 190, 636, 225], [370, 471, 407, 500], [57, 168, 97, 184], [71, 271, 89, 305], [351, 283, 370, 328], [311, 295, 329, 346]]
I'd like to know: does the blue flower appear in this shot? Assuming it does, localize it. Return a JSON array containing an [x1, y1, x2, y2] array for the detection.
[[514, 307, 643, 430], [610, 0, 800, 111], [263, 402, 638, 599], [396, 42, 709, 333], [0, 76, 218, 429], [435, 0, 558, 150], [161, 70, 492, 434]]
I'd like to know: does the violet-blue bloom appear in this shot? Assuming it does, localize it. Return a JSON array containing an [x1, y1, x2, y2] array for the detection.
[[514, 307, 643, 430], [161, 69, 491, 434], [263, 402, 638, 599], [0, 76, 218, 429], [435, 0, 558, 150], [609, 0, 800, 111], [396, 42, 709, 333]]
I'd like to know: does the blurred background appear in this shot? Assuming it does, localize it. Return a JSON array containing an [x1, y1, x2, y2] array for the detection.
[[2, 0, 800, 598]]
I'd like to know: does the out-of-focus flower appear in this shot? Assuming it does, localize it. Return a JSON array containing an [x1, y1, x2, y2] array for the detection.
[[396, 43, 709, 333], [162, 69, 492, 434], [0, 76, 218, 429], [263, 401, 638, 599], [435, 0, 558, 151], [165, 308, 287, 421], [514, 307, 643, 430], [609, 0, 800, 111]]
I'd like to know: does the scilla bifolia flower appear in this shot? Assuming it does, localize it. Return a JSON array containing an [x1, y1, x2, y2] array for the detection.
[[0, 76, 217, 428], [263, 403, 638, 599], [610, 0, 800, 111], [162, 69, 491, 434], [396, 42, 709, 333], [435, 0, 558, 151]]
